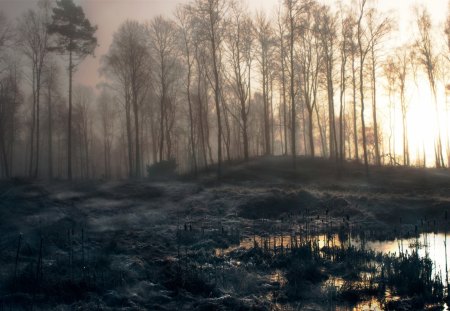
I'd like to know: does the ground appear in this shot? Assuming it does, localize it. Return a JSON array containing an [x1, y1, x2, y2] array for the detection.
[[1, 156, 450, 310]]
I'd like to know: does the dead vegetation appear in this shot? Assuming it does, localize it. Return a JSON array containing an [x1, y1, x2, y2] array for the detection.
[[1, 157, 450, 309]]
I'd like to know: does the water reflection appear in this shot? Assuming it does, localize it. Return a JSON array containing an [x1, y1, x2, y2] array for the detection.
[[216, 231, 450, 310], [221, 232, 450, 280]]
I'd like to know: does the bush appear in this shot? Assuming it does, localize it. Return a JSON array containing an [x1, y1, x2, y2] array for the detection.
[[147, 159, 177, 179]]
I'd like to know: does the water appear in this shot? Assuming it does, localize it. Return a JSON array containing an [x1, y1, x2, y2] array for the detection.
[[215, 231, 450, 310], [221, 232, 450, 279]]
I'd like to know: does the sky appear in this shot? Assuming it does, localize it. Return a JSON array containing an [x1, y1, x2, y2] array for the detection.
[[0, 0, 447, 90], [0, 0, 277, 89]]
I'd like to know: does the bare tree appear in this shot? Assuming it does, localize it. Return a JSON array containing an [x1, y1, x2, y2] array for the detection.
[[176, 5, 198, 173], [194, 44, 214, 167], [382, 56, 396, 165], [97, 89, 116, 179], [397, 50, 411, 166], [73, 85, 94, 178], [42, 60, 59, 178], [148, 16, 179, 163], [415, 6, 445, 168], [338, 10, 353, 164], [367, 7, 392, 166], [298, 3, 321, 157], [191, 0, 227, 177], [102, 20, 149, 178], [18, 0, 51, 178], [255, 12, 274, 156], [276, 5, 290, 155], [317, 5, 338, 161], [385, 48, 411, 166], [0, 58, 22, 178], [284, 0, 310, 168], [356, 0, 371, 175], [0, 12, 16, 178], [224, 1, 253, 161], [346, 12, 360, 161]]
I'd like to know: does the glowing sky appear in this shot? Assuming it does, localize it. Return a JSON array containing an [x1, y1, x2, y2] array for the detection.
[[1, 0, 446, 89]]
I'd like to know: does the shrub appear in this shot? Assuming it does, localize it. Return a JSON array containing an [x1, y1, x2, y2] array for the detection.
[[147, 159, 177, 179]]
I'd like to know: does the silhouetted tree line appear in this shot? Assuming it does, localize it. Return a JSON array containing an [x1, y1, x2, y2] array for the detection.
[[1, 0, 450, 179]]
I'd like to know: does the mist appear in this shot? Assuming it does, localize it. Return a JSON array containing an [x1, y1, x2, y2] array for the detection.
[[2, 0, 450, 310]]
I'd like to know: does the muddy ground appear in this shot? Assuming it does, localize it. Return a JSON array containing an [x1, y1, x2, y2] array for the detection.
[[1, 156, 450, 310]]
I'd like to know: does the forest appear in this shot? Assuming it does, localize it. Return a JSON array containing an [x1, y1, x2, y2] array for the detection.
[[1, 0, 450, 180], [3, 0, 450, 310]]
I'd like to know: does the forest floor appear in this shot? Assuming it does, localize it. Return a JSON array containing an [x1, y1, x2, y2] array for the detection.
[[1, 156, 450, 310]]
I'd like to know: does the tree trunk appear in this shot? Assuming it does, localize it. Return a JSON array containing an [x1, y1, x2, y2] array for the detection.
[[68, 49, 73, 180], [0, 110, 9, 177], [371, 47, 380, 166], [34, 71, 41, 178], [352, 53, 358, 160], [186, 48, 197, 175], [339, 54, 347, 164], [211, 30, 222, 178], [359, 58, 369, 176], [308, 108, 314, 157], [133, 93, 141, 178], [289, 9, 296, 168], [280, 34, 288, 155], [159, 89, 165, 163], [48, 81, 53, 179], [315, 104, 326, 157], [198, 75, 208, 167], [84, 120, 89, 178], [29, 68, 36, 177], [263, 56, 270, 156], [125, 91, 133, 178], [326, 60, 337, 162]]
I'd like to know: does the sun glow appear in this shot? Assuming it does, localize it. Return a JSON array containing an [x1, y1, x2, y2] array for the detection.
[[384, 76, 450, 167]]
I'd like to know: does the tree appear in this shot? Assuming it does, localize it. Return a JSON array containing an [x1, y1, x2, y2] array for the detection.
[[73, 85, 93, 178], [0, 12, 11, 52], [356, 0, 371, 175], [298, 3, 321, 157], [18, 0, 51, 178], [97, 90, 115, 179], [102, 20, 149, 178], [317, 5, 338, 161], [255, 12, 274, 156], [285, 0, 298, 168], [149, 16, 179, 163], [42, 61, 59, 178], [414, 6, 445, 168], [194, 42, 214, 167], [276, 5, 289, 155], [284, 0, 305, 167], [0, 59, 22, 178], [176, 5, 198, 173], [0, 12, 16, 178], [338, 10, 353, 164], [191, 0, 227, 178], [224, 1, 253, 161], [48, 0, 97, 180], [346, 12, 359, 161], [384, 48, 411, 166], [367, 7, 392, 166], [383, 56, 396, 165]]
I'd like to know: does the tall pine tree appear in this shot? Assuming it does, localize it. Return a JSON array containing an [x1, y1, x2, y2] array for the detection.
[[48, 0, 97, 180]]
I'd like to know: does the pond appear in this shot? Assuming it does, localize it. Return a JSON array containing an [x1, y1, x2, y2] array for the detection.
[[215, 231, 450, 310]]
